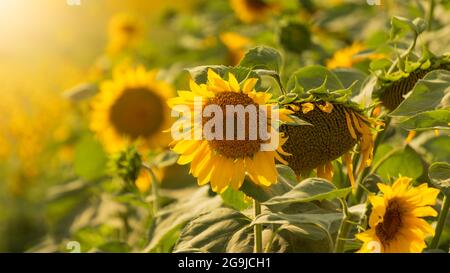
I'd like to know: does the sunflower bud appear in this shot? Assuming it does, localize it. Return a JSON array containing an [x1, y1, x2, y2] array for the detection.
[[108, 146, 142, 184]]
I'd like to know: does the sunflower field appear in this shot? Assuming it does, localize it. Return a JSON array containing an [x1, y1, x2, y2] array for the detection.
[[0, 0, 450, 256]]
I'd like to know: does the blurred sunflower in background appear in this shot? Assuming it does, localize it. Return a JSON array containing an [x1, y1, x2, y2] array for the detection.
[[356, 177, 439, 253], [220, 32, 252, 66], [230, 0, 279, 24], [168, 69, 293, 193], [326, 42, 384, 69], [90, 66, 173, 154], [107, 13, 144, 55]]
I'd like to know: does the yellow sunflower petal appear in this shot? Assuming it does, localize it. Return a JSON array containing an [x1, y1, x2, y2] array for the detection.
[[242, 78, 258, 93]]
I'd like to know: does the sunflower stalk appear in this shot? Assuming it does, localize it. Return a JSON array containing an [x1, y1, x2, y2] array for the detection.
[[335, 198, 352, 253], [427, 0, 435, 31], [430, 195, 450, 249], [253, 200, 263, 253], [142, 163, 160, 216]]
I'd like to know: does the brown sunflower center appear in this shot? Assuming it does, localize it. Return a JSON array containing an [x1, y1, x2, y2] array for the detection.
[[109, 88, 164, 139], [280, 102, 357, 175], [375, 199, 403, 245], [121, 23, 137, 36], [245, 0, 269, 10], [203, 91, 264, 159]]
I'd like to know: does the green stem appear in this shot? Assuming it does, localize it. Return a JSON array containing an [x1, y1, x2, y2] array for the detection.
[[272, 74, 286, 95], [335, 198, 351, 253], [143, 164, 160, 216], [427, 0, 435, 31], [387, 33, 418, 74], [253, 200, 263, 253], [264, 225, 279, 253], [430, 195, 450, 249]]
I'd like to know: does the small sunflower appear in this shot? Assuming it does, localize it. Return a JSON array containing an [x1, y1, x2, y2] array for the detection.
[[281, 100, 378, 188], [356, 177, 439, 253], [107, 13, 143, 55], [326, 42, 384, 69], [91, 67, 173, 153], [168, 69, 293, 193], [230, 0, 278, 24], [220, 32, 252, 66]]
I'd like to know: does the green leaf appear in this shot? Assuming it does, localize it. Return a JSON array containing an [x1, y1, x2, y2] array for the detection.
[[220, 188, 252, 211], [370, 58, 393, 71], [390, 70, 450, 117], [263, 178, 351, 207], [145, 187, 222, 252], [74, 134, 107, 180], [428, 162, 450, 196], [287, 66, 344, 94], [240, 165, 296, 203], [422, 136, 450, 163], [150, 150, 179, 168], [375, 145, 424, 181], [174, 208, 251, 253], [239, 46, 283, 73], [266, 224, 332, 253], [252, 211, 342, 238], [332, 68, 366, 97], [390, 16, 417, 40], [399, 109, 450, 131], [412, 18, 427, 35], [278, 21, 312, 54]]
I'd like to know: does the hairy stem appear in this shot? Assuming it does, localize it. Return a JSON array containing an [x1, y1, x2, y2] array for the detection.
[[430, 195, 450, 249], [253, 200, 263, 253]]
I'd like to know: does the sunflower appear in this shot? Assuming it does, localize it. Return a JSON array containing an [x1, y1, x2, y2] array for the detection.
[[281, 100, 378, 188], [107, 13, 143, 55], [356, 177, 439, 253], [220, 32, 252, 66], [378, 64, 450, 111], [230, 0, 278, 24], [326, 42, 384, 69], [168, 69, 293, 193], [90, 67, 173, 153]]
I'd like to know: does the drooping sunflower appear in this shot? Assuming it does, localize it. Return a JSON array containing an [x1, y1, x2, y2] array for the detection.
[[220, 32, 252, 66], [374, 56, 450, 143], [326, 42, 384, 69], [230, 0, 279, 24], [376, 58, 450, 111], [356, 177, 439, 253], [168, 69, 293, 193], [107, 13, 143, 55], [280, 97, 380, 188], [90, 67, 173, 153]]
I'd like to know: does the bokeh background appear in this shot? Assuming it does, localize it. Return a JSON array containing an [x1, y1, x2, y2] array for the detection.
[[0, 0, 449, 252]]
